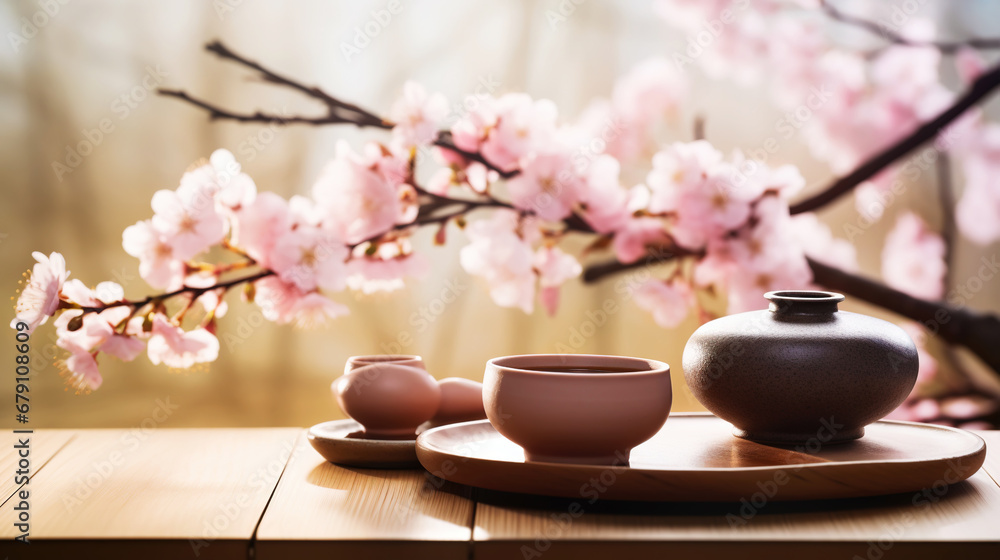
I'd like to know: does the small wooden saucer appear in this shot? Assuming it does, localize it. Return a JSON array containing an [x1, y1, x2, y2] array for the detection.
[[307, 420, 421, 469]]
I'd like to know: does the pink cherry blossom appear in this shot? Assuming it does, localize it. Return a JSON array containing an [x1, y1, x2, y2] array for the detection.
[[533, 246, 582, 316], [312, 141, 401, 244], [634, 279, 694, 328], [460, 210, 537, 313], [648, 142, 754, 250], [611, 57, 686, 124], [804, 35, 950, 174], [452, 93, 558, 173], [791, 213, 858, 272], [253, 276, 303, 324], [941, 395, 998, 420], [450, 97, 498, 154], [269, 225, 349, 292], [695, 196, 811, 313], [180, 149, 257, 212], [55, 306, 145, 363], [146, 314, 219, 369], [390, 81, 449, 149], [55, 311, 109, 354], [288, 195, 325, 228], [61, 279, 125, 307], [11, 251, 69, 333], [58, 347, 102, 393], [346, 245, 429, 294], [955, 48, 986, 85], [196, 290, 229, 319], [98, 331, 146, 362], [122, 220, 186, 290], [232, 192, 291, 268], [290, 292, 350, 329], [882, 212, 945, 300], [252, 276, 348, 327], [578, 155, 632, 233], [613, 218, 670, 264], [956, 123, 1000, 245], [506, 151, 581, 221], [150, 182, 226, 261]]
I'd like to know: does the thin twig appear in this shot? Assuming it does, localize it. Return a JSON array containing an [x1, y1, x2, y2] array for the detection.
[[819, 0, 1000, 53], [77, 270, 274, 316]]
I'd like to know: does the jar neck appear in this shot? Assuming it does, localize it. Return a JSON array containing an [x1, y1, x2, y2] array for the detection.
[[765, 290, 844, 317]]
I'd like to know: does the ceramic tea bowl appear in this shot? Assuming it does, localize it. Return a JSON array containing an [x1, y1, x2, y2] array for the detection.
[[483, 354, 672, 465], [682, 290, 919, 445]]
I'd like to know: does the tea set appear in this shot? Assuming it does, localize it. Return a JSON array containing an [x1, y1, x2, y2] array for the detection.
[[307, 291, 987, 500]]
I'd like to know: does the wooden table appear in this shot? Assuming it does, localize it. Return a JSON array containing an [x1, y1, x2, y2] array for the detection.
[[1, 428, 997, 559]]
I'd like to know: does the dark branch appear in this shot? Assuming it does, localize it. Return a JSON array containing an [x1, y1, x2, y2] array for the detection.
[[820, 0, 1000, 53], [582, 253, 1000, 375], [807, 258, 1000, 376], [789, 62, 1000, 214]]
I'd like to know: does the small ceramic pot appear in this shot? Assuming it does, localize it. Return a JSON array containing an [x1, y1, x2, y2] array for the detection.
[[344, 355, 425, 375], [483, 354, 672, 465], [333, 363, 441, 438], [682, 290, 919, 445], [430, 377, 487, 425]]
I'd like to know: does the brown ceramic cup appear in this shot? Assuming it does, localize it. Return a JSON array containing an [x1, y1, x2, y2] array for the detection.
[[483, 354, 672, 465], [344, 355, 425, 375]]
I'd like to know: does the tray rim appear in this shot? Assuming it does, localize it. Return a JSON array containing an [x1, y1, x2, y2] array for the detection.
[[308, 418, 418, 446], [415, 412, 987, 474]]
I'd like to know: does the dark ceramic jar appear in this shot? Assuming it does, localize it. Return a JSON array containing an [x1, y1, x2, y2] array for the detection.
[[682, 290, 918, 445]]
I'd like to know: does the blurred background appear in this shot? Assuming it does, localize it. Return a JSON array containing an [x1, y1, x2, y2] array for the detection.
[[1, 0, 999, 429]]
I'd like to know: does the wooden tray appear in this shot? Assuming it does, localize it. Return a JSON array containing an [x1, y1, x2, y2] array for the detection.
[[415, 413, 987, 501]]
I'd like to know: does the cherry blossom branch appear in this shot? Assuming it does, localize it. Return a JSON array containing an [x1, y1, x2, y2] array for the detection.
[[76, 270, 274, 316], [159, 41, 518, 179], [819, 0, 1000, 53], [806, 258, 1000, 378], [789, 61, 1000, 214], [582, 253, 1000, 376]]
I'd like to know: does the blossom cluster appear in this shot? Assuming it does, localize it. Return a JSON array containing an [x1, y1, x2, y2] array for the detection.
[[11, 1, 1000, 402]]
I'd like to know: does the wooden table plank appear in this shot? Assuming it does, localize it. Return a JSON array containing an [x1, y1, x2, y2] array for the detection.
[[977, 431, 1000, 488], [0, 430, 75, 505], [473, 433, 1000, 560], [0, 428, 299, 560], [255, 435, 474, 560]]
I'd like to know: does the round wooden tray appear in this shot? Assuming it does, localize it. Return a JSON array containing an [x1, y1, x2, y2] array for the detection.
[[415, 413, 987, 501]]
